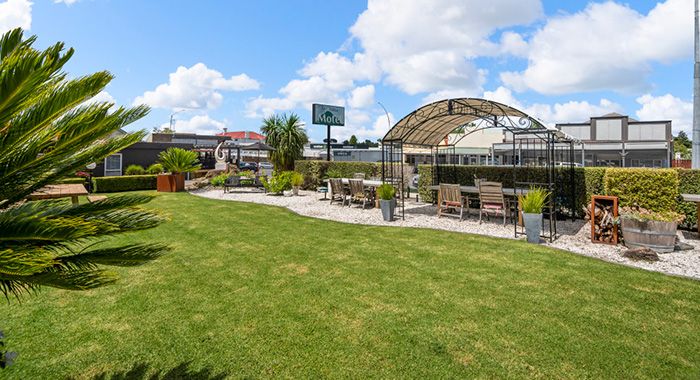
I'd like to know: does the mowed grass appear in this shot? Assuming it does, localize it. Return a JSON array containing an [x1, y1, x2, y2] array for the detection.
[[3, 192, 700, 379]]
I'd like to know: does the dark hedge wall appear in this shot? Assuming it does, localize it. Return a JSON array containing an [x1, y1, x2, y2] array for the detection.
[[92, 175, 157, 193]]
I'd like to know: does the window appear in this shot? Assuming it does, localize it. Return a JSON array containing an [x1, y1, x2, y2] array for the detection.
[[560, 125, 590, 140], [104, 154, 122, 176], [595, 119, 622, 141], [628, 124, 666, 141]]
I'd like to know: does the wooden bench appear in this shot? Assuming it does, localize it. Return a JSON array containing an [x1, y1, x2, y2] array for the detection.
[[87, 195, 107, 203]]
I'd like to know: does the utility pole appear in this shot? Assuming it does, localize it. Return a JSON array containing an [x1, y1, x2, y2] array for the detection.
[[693, 0, 700, 168]]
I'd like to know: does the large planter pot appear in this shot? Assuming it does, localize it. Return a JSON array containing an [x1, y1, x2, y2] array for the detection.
[[380, 199, 395, 221], [157, 173, 185, 192], [620, 217, 677, 253], [522, 212, 542, 243], [292, 186, 300, 196]]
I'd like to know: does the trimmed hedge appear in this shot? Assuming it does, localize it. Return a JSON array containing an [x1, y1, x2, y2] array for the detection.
[[56, 177, 86, 184], [676, 169, 700, 229], [295, 161, 383, 189], [604, 168, 679, 212], [92, 175, 157, 193]]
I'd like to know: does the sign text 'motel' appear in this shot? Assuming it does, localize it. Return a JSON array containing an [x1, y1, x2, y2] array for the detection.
[[312, 104, 345, 126]]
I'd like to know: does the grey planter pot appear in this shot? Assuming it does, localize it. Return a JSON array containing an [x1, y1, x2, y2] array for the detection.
[[522, 212, 542, 243], [380, 199, 395, 221], [292, 186, 300, 196]]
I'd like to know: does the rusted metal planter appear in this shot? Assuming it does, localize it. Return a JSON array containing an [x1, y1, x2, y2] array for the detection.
[[157, 173, 185, 192], [620, 217, 677, 253]]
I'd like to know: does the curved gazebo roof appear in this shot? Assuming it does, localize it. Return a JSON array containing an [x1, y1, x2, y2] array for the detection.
[[382, 98, 576, 147]]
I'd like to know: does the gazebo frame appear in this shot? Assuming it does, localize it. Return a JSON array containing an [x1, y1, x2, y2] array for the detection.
[[381, 98, 580, 241]]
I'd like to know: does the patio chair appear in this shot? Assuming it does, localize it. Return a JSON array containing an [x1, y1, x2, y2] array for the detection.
[[437, 184, 466, 221], [223, 176, 240, 193], [329, 178, 348, 206], [348, 179, 371, 208], [478, 181, 507, 225]]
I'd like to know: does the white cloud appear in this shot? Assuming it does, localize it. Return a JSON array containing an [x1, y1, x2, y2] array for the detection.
[[245, 96, 296, 118], [54, 0, 79, 4], [164, 114, 227, 135], [134, 63, 259, 110], [0, 0, 32, 33], [636, 94, 693, 134], [502, 0, 693, 94], [348, 84, 375, 108], [350, 0, 542, 94], [336, 110, 395, 142]]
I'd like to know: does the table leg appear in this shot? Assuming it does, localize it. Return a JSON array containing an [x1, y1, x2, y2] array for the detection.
[[71, 196, 79, 205]]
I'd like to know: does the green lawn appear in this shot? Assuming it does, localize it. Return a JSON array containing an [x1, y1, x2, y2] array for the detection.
[[3, 192, 700, 379]]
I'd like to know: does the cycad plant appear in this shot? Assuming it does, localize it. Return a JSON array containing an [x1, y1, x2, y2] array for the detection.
[[260, 113, 308, 171], [0, 28, 169, 300], [158, 147, 201, 174]]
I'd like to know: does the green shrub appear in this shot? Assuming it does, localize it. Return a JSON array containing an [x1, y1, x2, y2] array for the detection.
[[325, 168, 343, 179], [676, 169, 700, 229], [210, 173, 229, 187], [295, 160, 399, 190], [56, 177, 85, 184], [584, 167, 606, 202], [604, 168, 679, 212], [159, 147, 201, 174], [620, 206, 684, 223], [376, 183, 396, 200], [92, 175, 157, 193], [519, 187, 550, 214], [146, 163, 164, 174], [291, 172, 304, 187], [125, 164, 145, 175], [262, 171, 294, 194]]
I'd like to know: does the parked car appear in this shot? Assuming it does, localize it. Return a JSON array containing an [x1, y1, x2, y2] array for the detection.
[[258, 162, 273, 170], [238, 161, 257, 171]]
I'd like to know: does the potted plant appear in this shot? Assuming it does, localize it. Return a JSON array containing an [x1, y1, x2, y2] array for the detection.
[[157, 148, 201, 192], [377, 183, 396, 221], [518, 187, 550, 244], [291, 172, 304, 196], [619, 206, 684, 253]]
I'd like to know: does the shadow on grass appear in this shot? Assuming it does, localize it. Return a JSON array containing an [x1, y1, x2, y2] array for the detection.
[[75, 361, 228, 380]]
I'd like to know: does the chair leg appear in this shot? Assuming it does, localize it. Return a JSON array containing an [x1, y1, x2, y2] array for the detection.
[[479, 209, 482, 224], [459, 206, 463, 221]]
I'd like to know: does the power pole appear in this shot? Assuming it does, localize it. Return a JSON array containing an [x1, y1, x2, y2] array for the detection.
[[693, 0, 700, 168]]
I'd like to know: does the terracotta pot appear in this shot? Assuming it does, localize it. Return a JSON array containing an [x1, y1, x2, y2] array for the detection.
[[157, 173, 185, 192]]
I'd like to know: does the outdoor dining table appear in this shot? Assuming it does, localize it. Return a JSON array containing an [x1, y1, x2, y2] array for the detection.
[[27, 184, 89, 205]]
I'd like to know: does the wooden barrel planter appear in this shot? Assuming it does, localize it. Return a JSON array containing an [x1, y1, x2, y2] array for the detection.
[[620, 217, 677, 253]]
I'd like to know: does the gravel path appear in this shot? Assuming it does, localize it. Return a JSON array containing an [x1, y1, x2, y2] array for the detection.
[[191, 188, 700, 280]]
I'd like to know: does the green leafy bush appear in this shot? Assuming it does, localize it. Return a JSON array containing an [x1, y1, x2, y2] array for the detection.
[[146, 163, 164, 174], [291, 172, 304, 187], [676, 169, 700, 229], [262, 171, 294, 194], [376, 183, 396, 200], [210, 173, 229, 187], [325, 168, 343, 179], [56, 177, 85, 184], [125, 164, 145, 175], [620, 206, 684, 223], [519, 187, 550, 214], [158, 148, 201, 174], [92, 175, 157, 193], [604, 168, 679, 212]]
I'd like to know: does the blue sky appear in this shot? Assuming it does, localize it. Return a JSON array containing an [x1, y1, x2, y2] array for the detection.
[[0, 0, 694, 142]]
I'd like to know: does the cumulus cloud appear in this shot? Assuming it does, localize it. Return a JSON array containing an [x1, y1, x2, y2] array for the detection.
[[54, 0, 79, 4], [335, 110, 394, 142], [636, 94, 693, 134], [348, 85, 375, 109], [0, 0, 32, 33], [164, 114, 227, 135], [501, 0, 693, 94], [134, 63, 259, 110]]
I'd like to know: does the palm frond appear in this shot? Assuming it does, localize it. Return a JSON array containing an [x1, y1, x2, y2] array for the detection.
[[0, 248, 55, 276], [57, 243, 170, 270]]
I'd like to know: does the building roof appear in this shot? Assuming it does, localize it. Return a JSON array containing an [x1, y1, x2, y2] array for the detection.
[[217, 131, 266, 140]]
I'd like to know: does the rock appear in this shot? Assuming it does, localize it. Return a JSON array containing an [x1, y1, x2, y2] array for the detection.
[[675, 241, 694, 251], [622, 247, 659, 262]]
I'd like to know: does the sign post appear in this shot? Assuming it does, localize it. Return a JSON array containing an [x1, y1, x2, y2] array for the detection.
[[312, 103, 345, 161]]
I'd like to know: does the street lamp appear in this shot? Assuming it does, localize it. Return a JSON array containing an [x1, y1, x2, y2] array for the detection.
[[169, 109, 187, 132]]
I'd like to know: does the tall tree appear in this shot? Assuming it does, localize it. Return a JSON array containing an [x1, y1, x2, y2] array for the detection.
[[0, 29, 168, 301], [348, 135, 358, 145], [260, 113, 308, 171]]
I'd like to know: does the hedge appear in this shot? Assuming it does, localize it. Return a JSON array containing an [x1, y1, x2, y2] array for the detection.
[[604, 168, 679, 212], [56, 177, 86, 184], [92, 175, 157, 193], [676, 169, 700, 229], [295, 161, 384, 189]]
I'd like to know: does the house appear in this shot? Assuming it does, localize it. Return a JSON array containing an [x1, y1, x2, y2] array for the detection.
[[95, 141, 193, 177]]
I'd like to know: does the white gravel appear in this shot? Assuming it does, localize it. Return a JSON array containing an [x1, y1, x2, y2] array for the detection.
[[191, 188, 700, 281]]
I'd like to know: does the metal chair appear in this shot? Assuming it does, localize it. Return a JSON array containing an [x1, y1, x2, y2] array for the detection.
[[348, 179, 370, 208], [223, 176, 240, 193], [329, 178, 348, 206], [437, 183, 466, 220], [478, 181, 507, 225]]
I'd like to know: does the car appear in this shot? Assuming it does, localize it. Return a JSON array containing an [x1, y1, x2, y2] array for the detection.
[[258, 162, 273, 170], [238, 161, 257, 171]]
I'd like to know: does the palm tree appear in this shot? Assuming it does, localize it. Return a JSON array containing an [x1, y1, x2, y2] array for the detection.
[[0, 28, 169, 300], [261, 113, 308, 171]]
